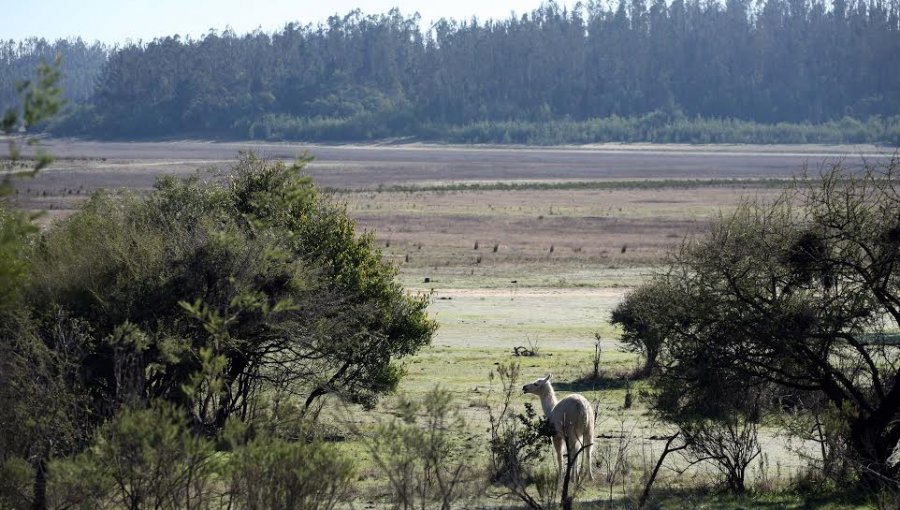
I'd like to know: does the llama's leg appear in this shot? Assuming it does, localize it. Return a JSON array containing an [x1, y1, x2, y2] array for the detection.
[[565, 434, 579, 480], [583, 430, 594, 480], [553, 435, 564, 477]]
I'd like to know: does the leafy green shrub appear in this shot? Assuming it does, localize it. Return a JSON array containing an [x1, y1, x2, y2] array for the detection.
[[610, 281, 677, 375], [363, 387, 480, 510], [23, 154, 435, 432], [44, 402, 216, 510], [0, 456, 34, 510], [45, 404, 360, 510], [434, 113, 900, 145], [225, 424, 355, 510], [0, 208, 33, 312], [46, 454, 113, 510], [83, 402, 217, 510]]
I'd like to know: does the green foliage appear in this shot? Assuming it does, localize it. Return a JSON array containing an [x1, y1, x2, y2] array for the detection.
[[434, 114, 900, 145], [0, 209, 34, 312], [0, 56, 72, 510], [47, 402, 356, 510], [43, 401, 357, 510], [225, 425, 356, 510], [46, 453, 113, 510], [620, 159, 900, 485], [77, 402, 217, 510], [23, 153, 435, 432], [364, 387, 480, 509], [249, 111, 900, 145], [0, 457, 33, 510], [0, 312, 91, 471], [610, 281, 678, 374]]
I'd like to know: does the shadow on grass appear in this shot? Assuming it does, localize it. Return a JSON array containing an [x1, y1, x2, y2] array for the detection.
[[580, 486, 873, 510], [572, 496, 632, 509], [553, 375, 631, 392], [492, 484, 871, 509]]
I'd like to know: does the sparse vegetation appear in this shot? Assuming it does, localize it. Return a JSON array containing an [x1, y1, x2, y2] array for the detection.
[[362, 387, 481, 510]]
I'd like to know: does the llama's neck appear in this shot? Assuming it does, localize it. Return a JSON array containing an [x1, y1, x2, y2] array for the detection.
[[539, 386, 558, 417]]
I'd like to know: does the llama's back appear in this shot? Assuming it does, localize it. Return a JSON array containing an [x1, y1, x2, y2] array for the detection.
[[551, 394, 594, 434]]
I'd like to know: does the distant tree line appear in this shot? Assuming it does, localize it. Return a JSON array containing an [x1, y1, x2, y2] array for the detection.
[[0, 38, 107, 109], [4, 1, 900, 143]]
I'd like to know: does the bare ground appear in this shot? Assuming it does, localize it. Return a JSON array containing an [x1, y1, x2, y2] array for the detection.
[[8, 139, 894, 197], [9, 138, 860, 268]]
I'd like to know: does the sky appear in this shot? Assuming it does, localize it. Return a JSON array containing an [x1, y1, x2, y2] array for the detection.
[[2, 0, 575, 45]]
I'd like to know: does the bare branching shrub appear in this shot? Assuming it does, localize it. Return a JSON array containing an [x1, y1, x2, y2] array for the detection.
[[595, 415, 637, 503], [363, 387, 480, 510], [867, 476, 900, 510], [591, 333, 603, 380], [778, 393, 854, 486], [681, 415, 761, 494], [637, 432, 688, 509]]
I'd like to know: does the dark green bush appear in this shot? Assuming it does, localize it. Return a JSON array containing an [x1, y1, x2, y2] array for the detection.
[[226, 425, 356, 510], [23, 153, 435, 433]]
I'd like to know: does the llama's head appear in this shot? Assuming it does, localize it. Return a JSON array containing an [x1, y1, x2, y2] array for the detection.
[[522, 373, 552, 395]]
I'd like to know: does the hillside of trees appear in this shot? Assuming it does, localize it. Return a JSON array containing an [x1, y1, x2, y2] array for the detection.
[[5, 1, 900, 144]]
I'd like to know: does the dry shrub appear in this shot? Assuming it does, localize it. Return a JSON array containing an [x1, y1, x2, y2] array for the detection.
[[363, 387, 481, 510]]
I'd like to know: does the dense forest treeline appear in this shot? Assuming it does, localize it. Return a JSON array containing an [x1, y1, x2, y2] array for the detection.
[[0, 38, 107, 108], [4, 0, 900, 144]]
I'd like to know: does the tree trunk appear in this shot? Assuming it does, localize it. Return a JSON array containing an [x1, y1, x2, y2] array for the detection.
[[645, 347, 659, 375], [638, 433, 686, 509], [849, 417, 899, 487], [31, 456, 47, 510]]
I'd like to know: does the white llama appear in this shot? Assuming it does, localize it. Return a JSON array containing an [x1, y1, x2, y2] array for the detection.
[[522, 373, 595, 480]]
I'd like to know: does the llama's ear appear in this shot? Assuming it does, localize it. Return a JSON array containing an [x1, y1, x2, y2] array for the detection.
[[544, 373, 552, 382]]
